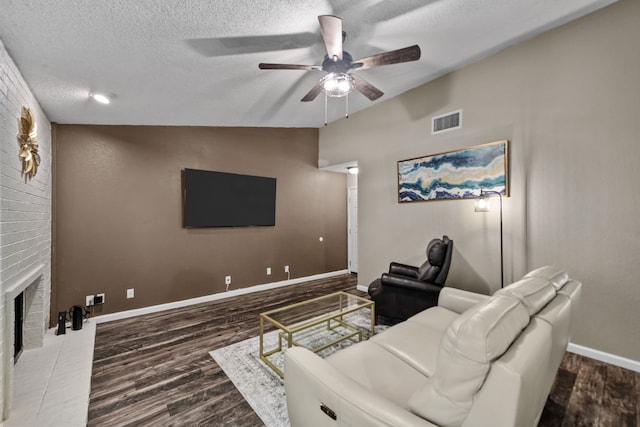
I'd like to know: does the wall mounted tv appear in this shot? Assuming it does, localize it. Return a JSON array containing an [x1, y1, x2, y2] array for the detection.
[[183, 168, 277, 228]]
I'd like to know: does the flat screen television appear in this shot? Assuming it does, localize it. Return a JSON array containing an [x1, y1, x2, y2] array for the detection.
[[183, 168, 277, 228]]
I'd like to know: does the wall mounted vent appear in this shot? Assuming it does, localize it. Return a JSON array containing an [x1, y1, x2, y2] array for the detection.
[[432, 110, 462, 134]]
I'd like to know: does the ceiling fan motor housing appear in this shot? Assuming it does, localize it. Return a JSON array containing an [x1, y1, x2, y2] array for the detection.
[[322, 51, 353, 73]]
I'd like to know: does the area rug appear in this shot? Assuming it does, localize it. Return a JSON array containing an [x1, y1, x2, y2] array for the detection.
[[210, 309, 386, 427]]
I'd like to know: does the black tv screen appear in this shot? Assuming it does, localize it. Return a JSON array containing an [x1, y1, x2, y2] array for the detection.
[[183, 168, 276, 228]]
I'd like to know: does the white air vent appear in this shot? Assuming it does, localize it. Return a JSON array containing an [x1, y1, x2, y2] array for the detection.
[[432, 110, 462, 134]]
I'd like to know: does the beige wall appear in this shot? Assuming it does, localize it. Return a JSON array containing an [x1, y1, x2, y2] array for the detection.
[[52, 125, 347, 321], [320, 0, 640, 361]]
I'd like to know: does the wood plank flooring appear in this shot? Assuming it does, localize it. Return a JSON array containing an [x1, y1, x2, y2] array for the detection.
[[89, 274, 640, 426], [539, 352, 640, 427]]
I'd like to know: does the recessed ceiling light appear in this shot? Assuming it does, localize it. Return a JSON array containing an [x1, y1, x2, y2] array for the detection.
[[90, 92, 114, 104]]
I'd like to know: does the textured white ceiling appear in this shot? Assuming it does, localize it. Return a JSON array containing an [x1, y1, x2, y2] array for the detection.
[[0, 0, 616, 128]]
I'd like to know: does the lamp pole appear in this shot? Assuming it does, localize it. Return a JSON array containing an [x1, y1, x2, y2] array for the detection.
[[476, 189, 504, 289]]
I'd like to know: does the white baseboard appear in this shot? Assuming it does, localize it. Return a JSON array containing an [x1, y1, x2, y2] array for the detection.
[[567, 343, 640, 373], [94, 269, 350, 324], [357, 284, 369, 293]]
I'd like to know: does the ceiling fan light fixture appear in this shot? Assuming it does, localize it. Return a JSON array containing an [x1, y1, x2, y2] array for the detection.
[[320, 72, 354, 97]]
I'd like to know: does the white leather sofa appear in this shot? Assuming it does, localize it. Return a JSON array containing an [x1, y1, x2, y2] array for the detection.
[[284, 266, 581, 427]]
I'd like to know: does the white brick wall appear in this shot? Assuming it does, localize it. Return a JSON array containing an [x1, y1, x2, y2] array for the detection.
[[0, 38, 52, 420]]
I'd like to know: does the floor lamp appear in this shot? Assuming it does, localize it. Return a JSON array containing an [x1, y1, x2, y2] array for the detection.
[[474, 189, 504, 289]]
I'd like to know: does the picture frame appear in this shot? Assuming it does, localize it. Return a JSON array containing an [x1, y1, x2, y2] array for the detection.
[[397, 140, 509, 203]]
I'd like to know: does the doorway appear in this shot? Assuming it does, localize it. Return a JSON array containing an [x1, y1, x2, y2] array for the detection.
[[348, 187, 358, 273]]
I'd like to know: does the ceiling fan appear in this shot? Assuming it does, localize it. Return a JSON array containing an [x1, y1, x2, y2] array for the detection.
[[258, 15, 421, 103]]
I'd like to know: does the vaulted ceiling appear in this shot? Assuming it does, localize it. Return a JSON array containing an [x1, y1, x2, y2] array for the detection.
[[0, 0, 616, 128]]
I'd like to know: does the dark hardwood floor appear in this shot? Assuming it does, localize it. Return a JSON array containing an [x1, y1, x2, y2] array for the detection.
[[539, 352, 640, 427], [89, 274, 639, 426]]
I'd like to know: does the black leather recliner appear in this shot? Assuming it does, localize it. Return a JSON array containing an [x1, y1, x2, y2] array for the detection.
[[368, 235, 453, 322]]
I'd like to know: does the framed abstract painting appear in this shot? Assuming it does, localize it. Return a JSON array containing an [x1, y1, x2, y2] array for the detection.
[[397, 140, 509, 202]]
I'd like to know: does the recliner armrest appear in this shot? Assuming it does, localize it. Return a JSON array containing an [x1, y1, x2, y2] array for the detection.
[[438, 287, 490, 314], [381, 273, 443, 294], [389, 262, 419, 278], [284, 347, 437, 427]]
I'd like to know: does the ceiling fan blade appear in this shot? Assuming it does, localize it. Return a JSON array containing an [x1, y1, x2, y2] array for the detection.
[[259, 63, 322, 71], [351, 45, 421, 71], [351, 74, 384, 101], [318, 15, 343, 61], [301, 84, 324, 102]]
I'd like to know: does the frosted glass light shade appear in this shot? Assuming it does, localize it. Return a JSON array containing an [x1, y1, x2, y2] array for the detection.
[[320, 73, 354, 97], [474, 196, 490, 212]]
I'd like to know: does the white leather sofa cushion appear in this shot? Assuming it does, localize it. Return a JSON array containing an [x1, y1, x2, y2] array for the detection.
[[436, 288, 491, 315], [541, 279, 581, 344], [326, 340, 429, 409], [535, 295, 572, 355], [362, 307, 458, 377], [408, 295, 529, 427], [407, 306, 461, 329], [496, 277, 556, 315], [371, 320, 448, 377], [462, 318, 554, 427], [523, 265, 569, 290], [558, 279, 582, 302]]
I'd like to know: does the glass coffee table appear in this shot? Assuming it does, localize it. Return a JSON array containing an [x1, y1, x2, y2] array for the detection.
[[259, 291, 375, 378]]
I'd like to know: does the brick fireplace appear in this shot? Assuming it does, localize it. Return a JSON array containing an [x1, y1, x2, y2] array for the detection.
[[3, 265, 46, 416], [1, 39, 52, 421]]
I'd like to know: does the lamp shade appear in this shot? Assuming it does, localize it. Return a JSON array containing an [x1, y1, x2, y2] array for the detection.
[[474, 196, 490, 212]]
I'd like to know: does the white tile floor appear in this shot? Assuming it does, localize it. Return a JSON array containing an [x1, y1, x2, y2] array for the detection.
[[1, 320, 95, 427]]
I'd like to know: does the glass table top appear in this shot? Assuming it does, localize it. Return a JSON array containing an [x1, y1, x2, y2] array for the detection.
[[260, 291, 372, 332]]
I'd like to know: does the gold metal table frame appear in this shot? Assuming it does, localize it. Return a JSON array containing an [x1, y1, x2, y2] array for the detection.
[[259, 291, 375, 378]]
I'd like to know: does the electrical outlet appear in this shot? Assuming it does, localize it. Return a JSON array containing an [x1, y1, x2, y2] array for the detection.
[[86, 295, 94, 306], [95, 293, 105, 304], [225, 276, 231, 285], [266, 267, 271, 275], [284, 265, 289, 273], [127, 288, 134, 299]]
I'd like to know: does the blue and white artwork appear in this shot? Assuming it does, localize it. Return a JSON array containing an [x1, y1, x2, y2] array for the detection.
[[398, 140, 508, 202]]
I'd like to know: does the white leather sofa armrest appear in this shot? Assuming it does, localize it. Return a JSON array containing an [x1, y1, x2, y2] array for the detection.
[[438, 287, 490, 314], [284, 347, 437, 427]]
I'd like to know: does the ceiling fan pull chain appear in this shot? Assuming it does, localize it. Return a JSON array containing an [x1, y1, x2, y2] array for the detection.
[[345, 92, 349, 119], [324, 92, 328, 126]]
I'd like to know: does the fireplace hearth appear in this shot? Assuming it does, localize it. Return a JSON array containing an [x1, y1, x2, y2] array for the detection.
[[3, 264, 46, 419]]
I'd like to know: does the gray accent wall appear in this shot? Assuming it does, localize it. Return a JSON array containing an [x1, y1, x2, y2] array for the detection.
[[319, 0, 640, 361]]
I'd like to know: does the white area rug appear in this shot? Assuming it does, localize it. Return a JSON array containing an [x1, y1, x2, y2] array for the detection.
[[210, 310, 385, 427]]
